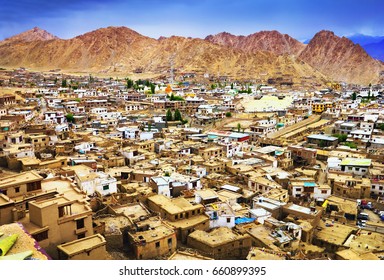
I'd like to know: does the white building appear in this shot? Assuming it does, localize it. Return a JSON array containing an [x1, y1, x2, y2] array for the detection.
[[205, 202, 236, 229], [249, 208, 272, 224], [44, 111, 66, 124], [74, 142, 95, 153], [75, 171, 117, 196], [340, 158, 372, 176]]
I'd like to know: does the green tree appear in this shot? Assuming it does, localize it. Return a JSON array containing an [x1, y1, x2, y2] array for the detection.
[[174, 109, 182, 121], [352, 92, 357, 101], [126, 78, 133, 89], [247, 87, 252, 94], [319, 140, 327, 148], [225, 112, 232, 118], [150, 84, 156, 94], [61, 79, 67, 87], [237, 123, 241, 132], [166, 109, 173, 121], [170, 93, 184, 101], [66, 113, 74, 123], [231, 83, 234, 90], [345, 142, 357, 149], [148, 122, 152, 132], [332, 133, 347, 143], [379, 123, 384, 131]]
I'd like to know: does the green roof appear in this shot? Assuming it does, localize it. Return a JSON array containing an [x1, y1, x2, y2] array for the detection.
[[340, 158, 372, 166]]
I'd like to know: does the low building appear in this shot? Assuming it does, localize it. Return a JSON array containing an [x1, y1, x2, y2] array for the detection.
[[288, 145, 317, 166], [126, 217, 177, 259], [205, 202, 236, 229], [187, 227, 252, 259], [147, 195, 209, 243], [306, 134, 338, 148], [22, 195, 93, 259], [340, 158, 372, 176], [57, 234, 108, 260]]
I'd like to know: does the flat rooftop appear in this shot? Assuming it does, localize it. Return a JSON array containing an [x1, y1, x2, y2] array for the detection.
[[188, 227, 247, 247], [307, 134, 338, 141], [0, 171, 43, 189], [57, 234, 106, 256], [315, 220, 355, 246], [0, 193, 14, 206], [195, 189, 219, 200], [344, 230, 384, 253], [111, 203, 150, 222], [148, 195, 202, 215], [247, 247, 285, 260], [166, 214, 209, 229], [168, 251, 213, 260], [340, 158, 372, 166], [336, 249, 379, 260], [130, 223, 174, 243]]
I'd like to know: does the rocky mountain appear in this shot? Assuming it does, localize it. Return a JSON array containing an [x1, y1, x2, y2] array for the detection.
[[0, 27, 382, 85], [1, 27, 58, 44], [299, 30, 383, 84], [205, 31, 305, 56]]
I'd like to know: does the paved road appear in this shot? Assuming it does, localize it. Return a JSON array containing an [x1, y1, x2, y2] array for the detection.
[[359, 209, 384, 233]]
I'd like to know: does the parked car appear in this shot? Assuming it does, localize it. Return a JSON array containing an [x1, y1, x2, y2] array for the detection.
[[357, 212, 369, 220]]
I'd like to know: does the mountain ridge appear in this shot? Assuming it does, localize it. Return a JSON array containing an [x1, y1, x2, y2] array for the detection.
[[0, 26, 382, 85]]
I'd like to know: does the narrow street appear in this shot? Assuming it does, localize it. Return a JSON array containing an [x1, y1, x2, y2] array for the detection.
[[316, 160, 327, 184]]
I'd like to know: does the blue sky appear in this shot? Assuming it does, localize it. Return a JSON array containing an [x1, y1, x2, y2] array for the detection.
[[1, 0, 383, 41]]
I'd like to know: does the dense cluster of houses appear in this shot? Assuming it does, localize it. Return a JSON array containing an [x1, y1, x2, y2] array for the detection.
[[0, 68, 383, 260]]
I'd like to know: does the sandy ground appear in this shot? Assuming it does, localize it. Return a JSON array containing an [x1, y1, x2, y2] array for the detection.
[[241, 95, 294, 112]]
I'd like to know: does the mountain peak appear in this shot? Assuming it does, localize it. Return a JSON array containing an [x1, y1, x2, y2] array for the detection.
[[205, 30, 304, 55], [4, 27, 59, 43]]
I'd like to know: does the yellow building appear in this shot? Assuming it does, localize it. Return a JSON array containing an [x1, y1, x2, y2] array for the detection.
[[312, 102, 334, 113]]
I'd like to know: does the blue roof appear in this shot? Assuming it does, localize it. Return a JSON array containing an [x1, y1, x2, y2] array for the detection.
[[304, 182, 316, 187], [235, 217, 255, 225]]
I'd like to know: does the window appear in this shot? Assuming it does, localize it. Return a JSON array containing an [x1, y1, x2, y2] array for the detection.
[[27, 182, 41, 192], [155, 242, 160, 248], [321, 190, 328, 194], [58, 205, 71, 217], [103, 185, 109, 191], [226, 218, 231, 223], [76, 218, 85, 229], [168, 238, 172, 247], [33, 230, 48, 242], [15, 187, 20, 193]]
